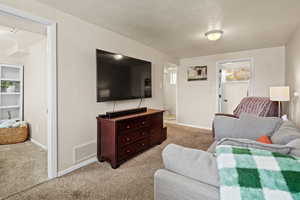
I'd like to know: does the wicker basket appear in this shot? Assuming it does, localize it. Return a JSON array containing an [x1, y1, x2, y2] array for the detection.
[[0, 124, 29, 145]]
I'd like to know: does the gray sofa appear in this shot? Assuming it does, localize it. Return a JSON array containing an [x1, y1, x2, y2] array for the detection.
[[154, 114, 300, 200]]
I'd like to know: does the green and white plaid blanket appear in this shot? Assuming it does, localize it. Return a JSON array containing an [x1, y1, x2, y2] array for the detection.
[[216, 145, 300, 200]]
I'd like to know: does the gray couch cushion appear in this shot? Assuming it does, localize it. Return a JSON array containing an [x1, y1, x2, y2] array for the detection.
[[238, 113, 282, 136], [271, 121, 300, 145], [217, 138, 292, 154], [162, 144, 219, 187], [213, 116, 240, 140], [214, 113, 282, 140], [287, 139, 300, 157]]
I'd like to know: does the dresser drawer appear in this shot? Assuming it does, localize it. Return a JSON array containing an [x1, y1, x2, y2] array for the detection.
[[118, 117, 149, 131], [118, 129, 148, 147], [118, 138, 149, 160]]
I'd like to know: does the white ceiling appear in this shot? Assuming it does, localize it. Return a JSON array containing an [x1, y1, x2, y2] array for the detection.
[[36, 0, 300, 58]]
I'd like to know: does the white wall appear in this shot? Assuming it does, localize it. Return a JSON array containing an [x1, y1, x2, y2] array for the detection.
[[0, 56, 24, 65], [24, 38, 47, 148], [178, 47, 285, 128], [286, 24, 300, 126], [0, 0, 177, 171]]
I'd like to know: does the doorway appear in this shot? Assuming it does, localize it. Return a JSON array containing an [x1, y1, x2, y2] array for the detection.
[[0, 4, 57, 199], [163, 63, 178, 123], [0, 11, 54, 199], [217, 58, 253, 113]]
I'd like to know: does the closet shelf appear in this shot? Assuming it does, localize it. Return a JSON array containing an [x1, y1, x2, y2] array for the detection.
[[0, 92, 21, 95], [0, 105, 20, 109]]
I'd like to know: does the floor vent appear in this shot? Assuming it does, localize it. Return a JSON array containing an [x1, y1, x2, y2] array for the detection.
[[73, 141, 97, 164]]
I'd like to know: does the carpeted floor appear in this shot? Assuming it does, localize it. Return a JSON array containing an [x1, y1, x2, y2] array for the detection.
[[5, 124, 213, 200], [0, 141, 47, 199]]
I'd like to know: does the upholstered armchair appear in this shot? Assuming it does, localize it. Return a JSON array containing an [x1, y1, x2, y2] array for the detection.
[[212, 97, 279, 138]]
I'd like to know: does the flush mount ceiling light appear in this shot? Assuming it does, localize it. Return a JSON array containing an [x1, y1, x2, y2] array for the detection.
[[114, 54, 123, 60], [205, 30, 224, 41]]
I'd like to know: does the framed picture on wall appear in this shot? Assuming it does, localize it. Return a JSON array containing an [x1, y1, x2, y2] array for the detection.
[[187, 66, 208, 81]]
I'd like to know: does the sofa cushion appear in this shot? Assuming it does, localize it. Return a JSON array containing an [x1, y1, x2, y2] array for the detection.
[[214, 113, 282, 140], [217, 138, 292, 154], [238, 113, 282, 135], [287, 139, 300, 157], [162, 144, 219, 187], [271, 121, 300, 145]]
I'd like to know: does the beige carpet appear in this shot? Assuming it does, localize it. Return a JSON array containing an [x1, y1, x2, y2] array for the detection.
[[0, 141, 47, 199], [5, 124, 213, 200]]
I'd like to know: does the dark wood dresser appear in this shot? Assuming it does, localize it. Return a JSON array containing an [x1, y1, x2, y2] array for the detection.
[[97, 109, 165, 168]]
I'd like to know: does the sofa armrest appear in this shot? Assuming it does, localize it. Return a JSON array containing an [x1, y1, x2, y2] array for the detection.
[[154, 169, 219, 200], [162, 144, 219, 187]]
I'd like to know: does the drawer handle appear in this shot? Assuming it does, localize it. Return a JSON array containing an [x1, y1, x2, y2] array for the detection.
[[126, 149, 131, 153], [126, 137, 130, 141], [141, 143, 145, 146], [126, 125, 131, 129], [141, 121, 145, 125]]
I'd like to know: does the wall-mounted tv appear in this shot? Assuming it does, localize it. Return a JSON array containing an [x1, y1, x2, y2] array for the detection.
[[96, 49, 152, 102]]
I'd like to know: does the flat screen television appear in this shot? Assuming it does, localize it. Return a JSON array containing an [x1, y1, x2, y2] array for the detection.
[[96, 49, 152, 102]]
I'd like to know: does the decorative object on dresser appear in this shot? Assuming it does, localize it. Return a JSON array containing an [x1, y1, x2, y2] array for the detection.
[[97, 108, 166, 169]]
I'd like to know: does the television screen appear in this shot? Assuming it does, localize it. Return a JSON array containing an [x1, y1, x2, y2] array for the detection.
[[96, 49, 152, 102]]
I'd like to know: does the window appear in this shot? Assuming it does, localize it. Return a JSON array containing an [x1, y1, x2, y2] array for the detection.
[[221, 66, 250, 82], [170, 71, 177, 85]]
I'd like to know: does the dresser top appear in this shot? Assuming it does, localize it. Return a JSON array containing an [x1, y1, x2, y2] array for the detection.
[[98, 108, 164, 121]]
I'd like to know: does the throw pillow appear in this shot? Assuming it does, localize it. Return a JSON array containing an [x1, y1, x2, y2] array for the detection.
[[256, 136, 272, 144]]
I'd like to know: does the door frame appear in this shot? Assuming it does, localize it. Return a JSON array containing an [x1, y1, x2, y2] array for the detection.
[[216, 58, 254, 113], [0, 4, 58, 179], [163, 63, 178, 122]]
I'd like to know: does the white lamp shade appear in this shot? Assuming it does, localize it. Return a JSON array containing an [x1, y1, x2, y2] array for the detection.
[[269, 86, 290, 101]]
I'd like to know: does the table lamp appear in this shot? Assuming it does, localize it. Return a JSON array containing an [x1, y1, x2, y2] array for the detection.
[[269, 86, 290, 117]]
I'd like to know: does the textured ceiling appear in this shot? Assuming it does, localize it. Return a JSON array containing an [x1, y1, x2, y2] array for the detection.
[[36, 0, 300, 58]]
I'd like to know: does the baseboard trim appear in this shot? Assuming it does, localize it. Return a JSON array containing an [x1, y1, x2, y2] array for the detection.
[[30, 138, 47, 150], [58, 156, 97, 177], [175, 123, 212, 131]]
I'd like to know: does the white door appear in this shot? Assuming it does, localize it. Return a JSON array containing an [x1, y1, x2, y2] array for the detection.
[[218, 59, 253, 114]]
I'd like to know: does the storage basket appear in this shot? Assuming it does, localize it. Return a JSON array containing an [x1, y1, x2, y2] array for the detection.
[[0, 124, 29, 145]]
